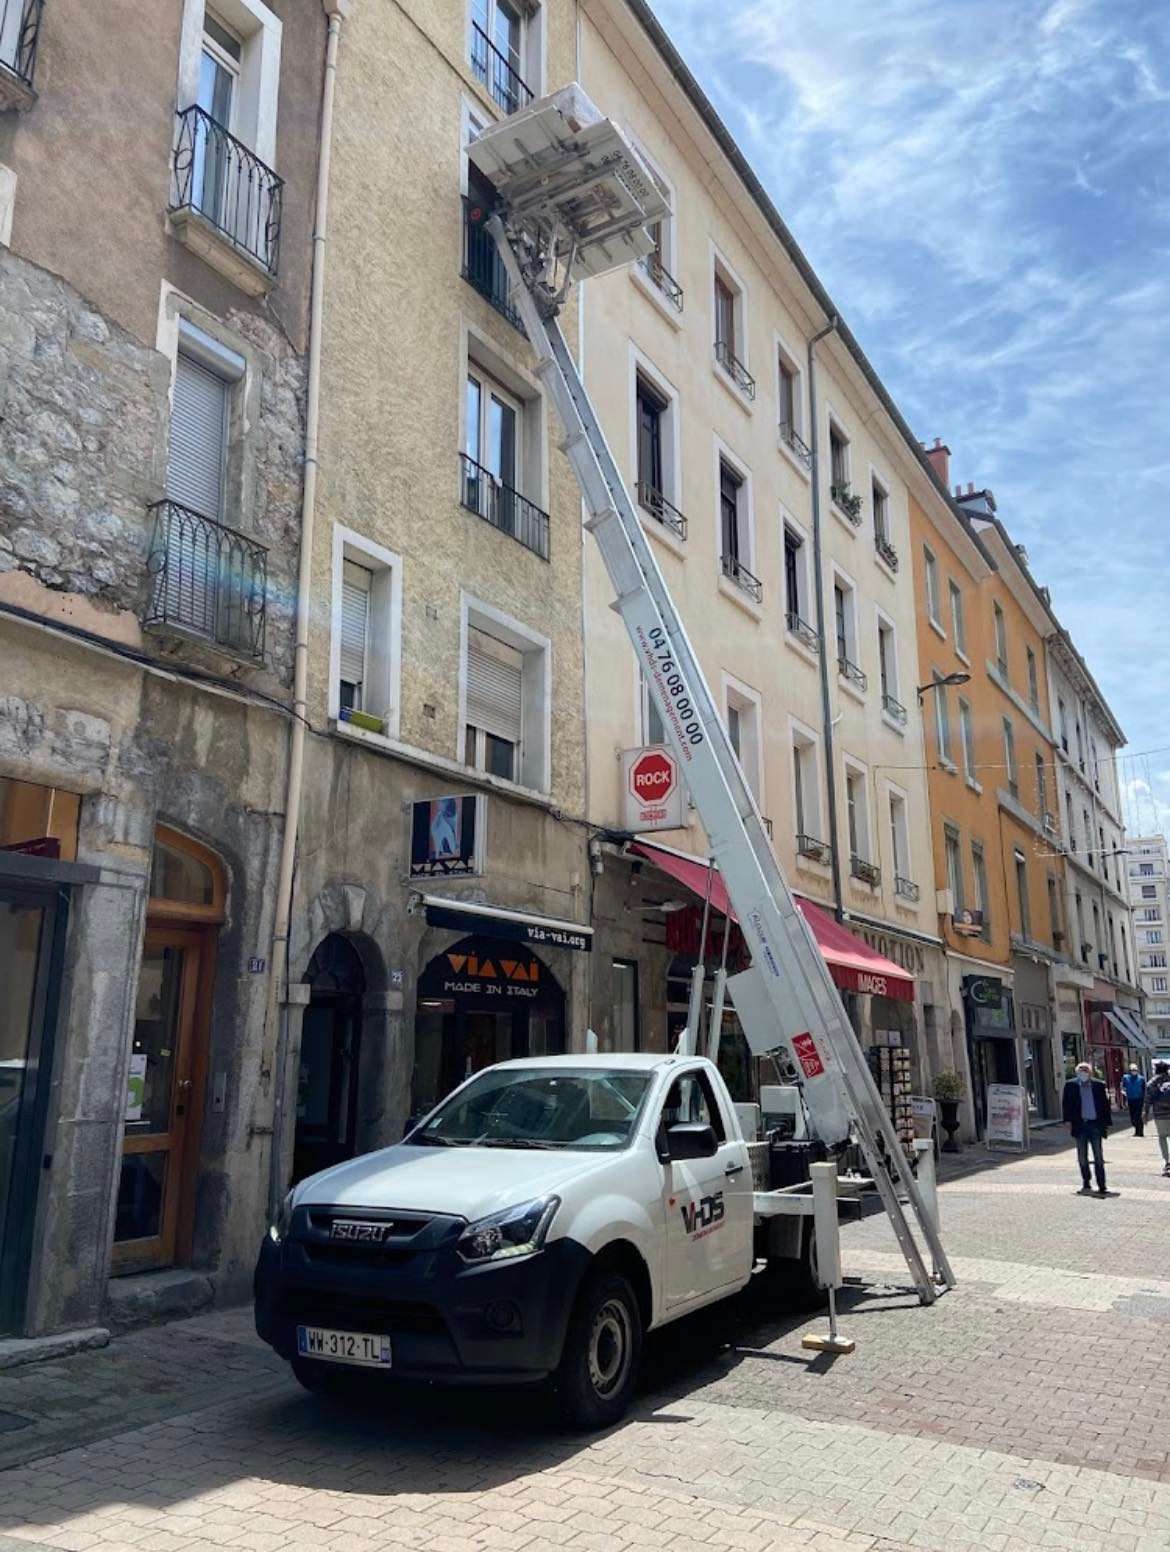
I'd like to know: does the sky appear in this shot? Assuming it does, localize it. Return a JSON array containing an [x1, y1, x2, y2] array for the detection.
[[647, 0, 1170, 835]]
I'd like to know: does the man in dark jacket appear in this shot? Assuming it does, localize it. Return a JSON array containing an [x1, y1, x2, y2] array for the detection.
[[1062, 1062, 1112, 1195]]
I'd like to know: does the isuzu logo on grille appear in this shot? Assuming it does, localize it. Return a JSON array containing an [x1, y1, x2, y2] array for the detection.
[[329, 1220, 391, 1242]]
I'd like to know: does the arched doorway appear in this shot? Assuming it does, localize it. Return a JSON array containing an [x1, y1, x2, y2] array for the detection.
[[113, 826, 225, 1274], [412, 935, 565, 1117], [294, 934, 366, 1181]]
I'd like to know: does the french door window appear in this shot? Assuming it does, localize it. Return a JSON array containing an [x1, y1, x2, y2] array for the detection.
[[465, 369, 521, 536]]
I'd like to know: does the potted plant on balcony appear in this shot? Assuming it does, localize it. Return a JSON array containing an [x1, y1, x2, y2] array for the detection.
[[931, 1070, 966, 1153]]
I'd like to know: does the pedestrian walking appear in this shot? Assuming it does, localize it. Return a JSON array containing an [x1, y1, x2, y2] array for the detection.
[[1062, 1062, 1113, 1196], [1143, 1060, 1170, 1177], [1121, 1064, 1147, 1137]]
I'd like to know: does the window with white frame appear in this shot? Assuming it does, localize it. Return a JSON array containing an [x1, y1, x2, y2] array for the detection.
[[949, 580, 966, 656], [993, 601, 1008, 677], [1026, 645, 1040, 710], [888, 789, 910, 886], [972, 840, 989, 930], [633, 356, 682, 537], [717, 452, 757, 598], [923, 546, 941, 626], [1015, 848, 1031, 940], [829, 422, 857, 516], [461, 600, 550, 791], [1142, 885, 1158, 899], [933, 673, 953, 764], [872, 478, 891, 545], [724, 677, 763, 802], [462, 339, 548, 559], [945, 825, 965, 913], [470, 0, 540, 115], [633, 147, 679, 307], [1002, 716, 1018, 796], [329, 527, 403, 737], [844, 761, 871, 865], [783, 518, 813, 635], [791, 724, 823, 849], [834, 574, 862, 684], [1153, 976, 1169, 994], [1146, 929, 1164, 944], [777, 342, 806, 461], [712, 256, 750, 391], [958, 697, 976, 782], [167, 333, 239, 523], [1143, 952, 1167, 970], [877, 615, 901, 717]]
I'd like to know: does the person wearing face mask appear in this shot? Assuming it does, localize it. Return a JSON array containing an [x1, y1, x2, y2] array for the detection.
[[1061, 1061, 1113, 1196]]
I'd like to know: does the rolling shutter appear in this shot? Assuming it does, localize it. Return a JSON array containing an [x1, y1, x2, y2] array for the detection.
[[168, 353, 228, 520], [339, 560, 372, 704], [466, 627, 522, 744]]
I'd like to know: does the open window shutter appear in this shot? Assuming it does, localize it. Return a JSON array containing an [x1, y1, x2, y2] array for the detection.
[[168, 354, 227, 520], [467, 628, 522, 745], [339, 560, 372, 703]]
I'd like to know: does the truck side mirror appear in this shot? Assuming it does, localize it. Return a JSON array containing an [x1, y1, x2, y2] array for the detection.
[[666, 1123, 718, 1161]]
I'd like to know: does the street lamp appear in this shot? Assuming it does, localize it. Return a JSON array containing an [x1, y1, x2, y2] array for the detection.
[[916, 670, 971, 704]]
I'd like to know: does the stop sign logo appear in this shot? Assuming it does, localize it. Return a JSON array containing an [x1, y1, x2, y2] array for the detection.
[[629, 748, 676, 804]]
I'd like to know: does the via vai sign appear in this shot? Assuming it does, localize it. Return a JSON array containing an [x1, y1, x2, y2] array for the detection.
[[622, 745, 685, 833]]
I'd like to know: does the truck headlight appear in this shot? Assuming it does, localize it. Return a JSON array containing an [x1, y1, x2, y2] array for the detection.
[[455, 1196, 560, 1265], [268, 1190, 295, 1245]]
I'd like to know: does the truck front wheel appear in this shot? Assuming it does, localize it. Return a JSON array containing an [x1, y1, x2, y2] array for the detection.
[[557, 1268, 642, 1430]]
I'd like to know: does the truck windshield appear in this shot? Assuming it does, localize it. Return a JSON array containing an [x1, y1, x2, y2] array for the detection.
[[410, 1067, 652, 1151]]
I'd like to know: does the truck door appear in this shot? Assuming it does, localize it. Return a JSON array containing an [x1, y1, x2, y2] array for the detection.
[[659, 1067, 753, 1310]]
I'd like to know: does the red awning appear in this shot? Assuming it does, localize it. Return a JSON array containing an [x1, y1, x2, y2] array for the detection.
[[629, 840, 915, 1003]]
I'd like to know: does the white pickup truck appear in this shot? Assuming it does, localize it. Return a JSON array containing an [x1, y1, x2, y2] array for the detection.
[[255, 1052, 821, 1427]]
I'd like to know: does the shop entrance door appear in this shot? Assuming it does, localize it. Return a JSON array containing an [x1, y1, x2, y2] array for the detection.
[[968, 1036, 1018, 1137], [294, 934, 366, 1182]]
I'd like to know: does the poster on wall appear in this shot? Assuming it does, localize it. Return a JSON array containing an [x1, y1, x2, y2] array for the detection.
[[409, 795, 486, 878], [125, 1052, 147, 1123], [985, 1082, 1028, 1151]]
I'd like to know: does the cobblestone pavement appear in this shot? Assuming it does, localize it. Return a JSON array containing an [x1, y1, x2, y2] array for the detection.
[[1, 1121, 1168, 1552]]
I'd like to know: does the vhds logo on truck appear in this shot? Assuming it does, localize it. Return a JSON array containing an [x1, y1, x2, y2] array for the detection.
[[680, 1191, 725, 1239]]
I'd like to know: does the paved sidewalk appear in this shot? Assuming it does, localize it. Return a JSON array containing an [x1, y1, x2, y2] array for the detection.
[[0, 1120, 1167, 1552]]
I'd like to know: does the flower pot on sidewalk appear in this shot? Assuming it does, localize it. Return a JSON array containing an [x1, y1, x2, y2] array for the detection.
[[939, 1099, 962, 1153]]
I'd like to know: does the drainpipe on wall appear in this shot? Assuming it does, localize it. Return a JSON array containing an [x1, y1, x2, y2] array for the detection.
[[807, 316, 843, 921], [262, 0, 349, 1222]]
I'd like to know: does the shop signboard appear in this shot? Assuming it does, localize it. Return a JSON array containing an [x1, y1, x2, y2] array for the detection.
[[409, 795, 485, 879], [622, 746, 685, 832], [985, 1082, 1027, 1151]]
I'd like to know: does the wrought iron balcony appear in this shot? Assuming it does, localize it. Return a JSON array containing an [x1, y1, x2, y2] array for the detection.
[[0, 0, 42, 106], [851, 854, 881, 887], [831, 483, 863, 524], [144, 500, 268, 663], [875, 533, 899, 571], [786, 612, 819, 652], [460, 453, 549, 560], [170, 105, 283, 280], [882, 691, 908, 725], [462, 196, 524, 332], [714, 338, 756, 399], [895, 875, 921, 902], [721, 552, 763, 603], [470, 21, 532, 115], [638, 482, 687, 540], [779, 421, 813, 470], [838, 655, 868, 692], [639, 252, 684, 311], [797, 833, 832, 863]]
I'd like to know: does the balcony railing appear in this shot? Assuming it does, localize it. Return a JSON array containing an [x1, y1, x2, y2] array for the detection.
[[470, 21, 532, 115], [786, 612, 819, 652], [144, 500, 268, 662], [460, 453, 550, 560], [638, 482, 687, 540], [882, 691, 907, 725], [851, 854, 881, 887], [0, 0, 42, 98], [714, 338, 756, 399], [797, 833, 832, 864], [895, 875, 920, 902], [875, 533, 899, 571], [831, 483, 863, 525], [171, 105, 283, 277], [779, 421, 813, 470], [639, 252, 684, 311], [838, 655, 868, 692], [721, 552, 763, 603], [462, 196, 524, 332]]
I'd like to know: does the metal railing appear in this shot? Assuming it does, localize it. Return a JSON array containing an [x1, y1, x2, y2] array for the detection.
[[831, 483, 863, 524], [462, 196, 524, 332], [639, 252, 684, 310], [0, 0, 42, 90], [144, 500, 268, 662], [882, 691, 907, 725], [786, 611, 820, 652], [714, 338, 756, 399], [171, 105, 283, 276], [779, 421, 813, 470], [875, 533, 899, 571], [470, 21, 532, 115], [797, 833, 832, 863], [838, 655, 868, 692], [460, 453, 550, 560], [895, 875, 920, 902], [851, 854, 881, 887], [721, 552, 763, 603], [638, 482, 687, 540]]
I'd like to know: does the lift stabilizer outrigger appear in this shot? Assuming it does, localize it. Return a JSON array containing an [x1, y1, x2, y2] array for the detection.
[[469, 85, 954, 1304]]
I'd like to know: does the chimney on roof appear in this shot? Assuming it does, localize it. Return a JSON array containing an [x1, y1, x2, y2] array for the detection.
[[922, 437, 950, 488]]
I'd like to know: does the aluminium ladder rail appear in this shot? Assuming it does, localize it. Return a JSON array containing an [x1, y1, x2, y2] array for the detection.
[[482, 202, 953, 1306]]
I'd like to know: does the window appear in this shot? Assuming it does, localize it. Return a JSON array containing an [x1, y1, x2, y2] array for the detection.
[[1146, 929, 1164, 944], [933, 674, 952, 765], [949, 581, 966, 656], [720, 459, 742, 563], [958, 699, 976, 781], [168, 345, 233, 521], [470, 0, 534, 114], [1082, 810, 1092, 866], [1002, 717, 1017, 796], [1035, 752, 1047, 816], [1142, 908, 1162, 923], [612, 961, 639, 1051], [993, 602, 1008, 677], [714, 274, 736, 359], [200, 13, 241, 133], [972, 841, 988, 929], [777, 345, 804, 456], [339, 560, 371, 713], [641, 674, 666, 747], [466, 365, 519, 498], [1098, 826, 1107, 880], [724, 678, 762, 801], [872, 479, 890, 542], [1026, 646, 1039, 710], [923, 546, 941, 626], [1047, 875, 1061, 942], [1146, 954, 1168, 970], [1154, 977, 1169, 994], [462, 349, 547, 558], [888, 790, 910, 884], [633, 147, 679, 307], [877, 618, 900, 716], [1142, 886, 1157, 900], [1058, 698, 1069, 753], [834, 577, 862, 685], [1091, 901, 1101, 957], [636, 374, 667, 500], [1140, 862, 1155, 876], [718, 454, 757, 598], [783, 523, 810, 630], [945, 826, 964, 913], [1014, 849, 1031, 940], [791, 724, 823, 847], [1066, 791, 1076, 851], [845, 764, 870, 864], [1091, 742, 1100, 791], [461, 599, 550, 792], [1075, 892, 1086, 958], [329, 527, 403, 736], [712, 257, 752, 394], [829, 425, 857, 518]]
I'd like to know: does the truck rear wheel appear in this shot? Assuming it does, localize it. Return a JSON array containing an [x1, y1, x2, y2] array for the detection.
[[769, 1221, 827, 1312], [557, 1268, 642, 1430]]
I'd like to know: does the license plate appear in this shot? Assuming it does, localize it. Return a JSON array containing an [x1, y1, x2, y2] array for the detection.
[[296, 1326, 392, 1368]]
